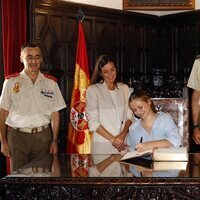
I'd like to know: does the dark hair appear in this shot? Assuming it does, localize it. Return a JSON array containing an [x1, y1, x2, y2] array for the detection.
[[21, 43, 42, 51], [92, 54, 118, 84], [97, 55, 110, 74], [129, 90, 157, 113]]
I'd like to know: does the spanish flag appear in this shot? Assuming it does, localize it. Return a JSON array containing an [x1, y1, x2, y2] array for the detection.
[[67, 22, 92, 154]]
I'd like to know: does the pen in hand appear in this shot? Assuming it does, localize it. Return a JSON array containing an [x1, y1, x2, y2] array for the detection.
[[135, 137, 143, 151]]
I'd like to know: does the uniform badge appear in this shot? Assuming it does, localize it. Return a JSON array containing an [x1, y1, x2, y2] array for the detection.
[[13, 82, 20, 93], [40, 89, 54, 98]]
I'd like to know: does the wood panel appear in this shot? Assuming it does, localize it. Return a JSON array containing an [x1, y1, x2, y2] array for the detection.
[[160, 12, 199, 78]]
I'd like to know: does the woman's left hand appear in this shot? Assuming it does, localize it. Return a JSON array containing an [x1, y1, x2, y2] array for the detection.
[[112, 136, 128, 152]]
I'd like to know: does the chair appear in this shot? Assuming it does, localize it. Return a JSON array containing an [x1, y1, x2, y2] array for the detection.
[[152, 98, 189, 150]]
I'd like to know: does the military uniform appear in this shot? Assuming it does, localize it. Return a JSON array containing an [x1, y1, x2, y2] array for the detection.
[[0, 70, 66, 171], [187, 58, 200, 92], [187, 57, 200, 151]]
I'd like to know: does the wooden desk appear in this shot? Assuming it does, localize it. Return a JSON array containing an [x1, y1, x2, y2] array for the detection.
[[0, 153, 200, 200]]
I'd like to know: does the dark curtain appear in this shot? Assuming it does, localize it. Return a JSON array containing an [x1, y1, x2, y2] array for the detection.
[[1, 0, 27, 174], [1, 0, 27, 76]]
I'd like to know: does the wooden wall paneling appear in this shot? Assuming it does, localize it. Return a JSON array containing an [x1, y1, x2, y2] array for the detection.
[[83, 18, 94, 74], [158, 25, 178, 76], [160, 11, 200, 79], [65, 16, 78, 72], [121, 24, 144, 82], [145, 26, 159, 73], [94, 20, 120, 61], [159, 27, 173, 76], [177, 24, 196, 77]]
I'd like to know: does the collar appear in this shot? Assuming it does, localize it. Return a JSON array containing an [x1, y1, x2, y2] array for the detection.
[[20, 70, 43, 82]]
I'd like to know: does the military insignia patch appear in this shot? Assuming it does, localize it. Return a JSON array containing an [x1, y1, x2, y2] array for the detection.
[[13, 82, 20, 93]]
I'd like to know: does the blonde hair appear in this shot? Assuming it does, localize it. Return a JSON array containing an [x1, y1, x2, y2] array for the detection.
[[129, 90, 157, 113]]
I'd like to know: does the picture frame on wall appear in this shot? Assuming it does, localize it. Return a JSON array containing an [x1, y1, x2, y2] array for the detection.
[[123, 0, 195, 10]]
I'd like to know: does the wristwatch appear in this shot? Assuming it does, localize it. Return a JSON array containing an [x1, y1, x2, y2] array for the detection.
[[192, 124, 199, 129]]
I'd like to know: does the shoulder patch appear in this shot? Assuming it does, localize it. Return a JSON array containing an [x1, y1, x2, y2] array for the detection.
[[44, 74, 57, 82], [6, 72, 20, 79]]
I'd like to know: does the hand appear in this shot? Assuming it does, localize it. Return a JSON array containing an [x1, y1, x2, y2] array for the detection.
[[50, 140, 58, 154], [1, 141, 10, 157], [112, 137, 129, 152], [193, 128, 200, 144], [135, 142, 152, 152], [112, 136, 123, 147]]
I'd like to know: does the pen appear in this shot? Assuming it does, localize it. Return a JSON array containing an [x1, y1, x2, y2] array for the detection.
[[135, 137, 143, 151]]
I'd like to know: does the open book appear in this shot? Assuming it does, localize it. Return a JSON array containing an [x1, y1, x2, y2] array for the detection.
[[121, 149, 153, 161], [120, 147, 188, 171], [121, 147, 188, 161]]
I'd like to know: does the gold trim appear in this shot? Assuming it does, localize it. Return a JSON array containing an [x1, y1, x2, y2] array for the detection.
[[123, 0, 195, 10]]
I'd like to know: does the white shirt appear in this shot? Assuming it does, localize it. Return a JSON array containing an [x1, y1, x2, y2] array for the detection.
[[0, 70, 66, 128], [187, 58, 200, 91], [109, 89, 121, 132]]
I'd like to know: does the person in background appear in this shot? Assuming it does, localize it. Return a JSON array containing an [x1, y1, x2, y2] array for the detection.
[[126, 90, 182, 152], [187, 56, 200, 146], [0, 43, 66, 172], [86, 54, 133, 154]]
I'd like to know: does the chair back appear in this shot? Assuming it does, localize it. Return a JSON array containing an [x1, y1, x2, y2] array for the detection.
[[152, 98, 189, 150]]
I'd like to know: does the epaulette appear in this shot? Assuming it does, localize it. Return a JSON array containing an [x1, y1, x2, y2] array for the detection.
[[5, 72, 20, 79], [44, 74, 57, 82]]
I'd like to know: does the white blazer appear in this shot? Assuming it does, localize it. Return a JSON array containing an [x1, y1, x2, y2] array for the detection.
[[86, 82, 133, 145]]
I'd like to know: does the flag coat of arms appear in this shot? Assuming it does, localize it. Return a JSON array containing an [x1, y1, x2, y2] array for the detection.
[[67, 22, 92, 154], [70, 154, 93, 177]]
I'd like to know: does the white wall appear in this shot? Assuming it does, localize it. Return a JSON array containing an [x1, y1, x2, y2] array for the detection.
[[64, 0, 200, 16]]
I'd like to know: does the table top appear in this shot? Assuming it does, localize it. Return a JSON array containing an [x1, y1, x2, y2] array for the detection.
[[1, 153, 200, 185]]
